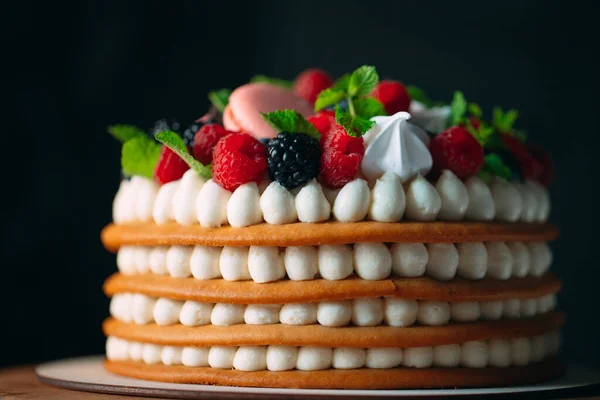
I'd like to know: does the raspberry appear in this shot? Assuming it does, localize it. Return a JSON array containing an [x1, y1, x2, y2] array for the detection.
[[154, 146, 190, 184], [308, 110, 336, 136], [527, 143, 554, 187], [267, 132, 321, 189], [212, 133, 267, 191], [369, 80, 411, 114], [429, 126, 485, 180], [192, 123, 232, 165], [293, 68, 334, 104], [501, 134, 543, 181], [319, 124, 365, 189]]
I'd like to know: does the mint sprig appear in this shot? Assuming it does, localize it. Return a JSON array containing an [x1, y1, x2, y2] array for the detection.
[[449, 91, 468, 126], [108, 125, 147, 143], [250, 75, 293, 88], [155, 131, 212, 179], [332, 73, 350, 90], [121, 136, 161, 179], [335, 105, 374, 137], [261, 110, 320, 140], [478, 153, 512, 183], [314, 88, 347, 112], [353, 97, 386, 119], [208, 89, 232, 113], [406, 85, 431, 106], [347, 65, 379, 97], [492, 107, 519, 134]]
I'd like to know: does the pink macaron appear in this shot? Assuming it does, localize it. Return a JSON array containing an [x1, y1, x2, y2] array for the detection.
[[223, 83, 314, 139]]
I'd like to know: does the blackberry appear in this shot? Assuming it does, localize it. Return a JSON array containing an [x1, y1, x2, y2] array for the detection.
[[150, 118, 181, 138], [267, 132, 321, 189]]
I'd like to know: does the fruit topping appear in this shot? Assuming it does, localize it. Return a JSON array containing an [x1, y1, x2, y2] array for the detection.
[[154, 146, 190, 184], [212, 133, 267, 191], [319, 124, 365, 188], [192, 123, 233, 165], [369, 80, 411, 114], [308, 110, 336, 136], [267, 132, 321, 189], [429, 125, 485, 180], [293, 68, 334, 104]]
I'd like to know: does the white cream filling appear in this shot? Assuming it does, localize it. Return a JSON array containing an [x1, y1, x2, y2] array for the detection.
[[113, 171, 550, 227], [107, 331, 561, 370], [117, 241, 552, 283], [111, 293, 558, 328]]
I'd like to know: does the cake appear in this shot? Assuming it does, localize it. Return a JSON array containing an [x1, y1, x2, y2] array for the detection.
[[101, 66, 563, 389]]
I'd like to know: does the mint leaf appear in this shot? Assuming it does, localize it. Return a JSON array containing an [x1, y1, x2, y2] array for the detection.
[[332, 73, 350, 91], [155, 131, 212, 179], [250, 75, 293, 89], [108, 125, 147, 143], [479, 153, 512, 182], [465, 119, 495, 146], [314, 88, 346, 112], [449, 91, 467, 126], [406, 85, 431, 106], [353, 97, 387, 119], [121, 137, 161, 179], [347, 65, 379, 97], [208, 89, 232, 113], [468, 103, 483, 118], [492, 107, 519, 133], [261, 110, 320, 139], [335, 105, 374, 137]]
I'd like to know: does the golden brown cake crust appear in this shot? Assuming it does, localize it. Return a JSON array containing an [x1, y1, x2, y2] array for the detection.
[[103, 273, 561, 303], [101, 221, 559, 251], [103, 311, 564, 347], [104, 357, 565, 389]]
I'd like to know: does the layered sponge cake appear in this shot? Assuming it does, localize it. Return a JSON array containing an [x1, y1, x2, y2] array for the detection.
[[101, 66, 562, 388]]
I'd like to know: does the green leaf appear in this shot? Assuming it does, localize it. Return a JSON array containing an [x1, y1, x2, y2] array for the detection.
[[250, 75, 293, 89], [154, 131, 212, 179], [479, 153, 512, 182], [208, 89, 232, 113], [121, 136, 161, 179], [465, 119, 495, 146], [347, 65, 379, 97], [335, 105, 375, 137], [468, 103, 483, 118], [406, 85, 431, 106], [314, 88, 347, 112], [353, 97, 387, 119], [332, 73, 350, 91], [449, 91, 467, 126], [108, 125, 147, 143], [261, 110, 320, 139], [492, 107, 519, 133]]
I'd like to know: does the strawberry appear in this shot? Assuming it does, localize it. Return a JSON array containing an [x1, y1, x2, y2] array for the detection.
[[308, 110, 336, 136], [212, 133, 267, 191], [429, 126, 485, 180], [154, 146, 190, 184], [192, 123, 234, 165], [501, 134, 543, 181], [369, 80, 411, 114], [293, 68, 334, 104], [527, 143, 554, 186], [319, 124, 365, 188]]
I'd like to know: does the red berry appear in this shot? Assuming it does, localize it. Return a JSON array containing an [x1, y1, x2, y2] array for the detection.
[[192, 123, 233, 165], [429, 126, 485, 180], [308, 110, 336, 136], [293, 68, 334, 104], [212, 133, 267, 191], [369, 80, 411, 114], [319, 124, 365, 189], [154, 146, 190, 184], [468, 117, 481, 130], [501, 134, 544, 181]]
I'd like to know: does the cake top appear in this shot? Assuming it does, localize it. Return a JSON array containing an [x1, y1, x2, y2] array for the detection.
[[108, 65, 554, 192]]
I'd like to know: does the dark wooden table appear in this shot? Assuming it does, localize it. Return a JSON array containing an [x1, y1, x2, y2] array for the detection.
[[1, 364, 599, 399]]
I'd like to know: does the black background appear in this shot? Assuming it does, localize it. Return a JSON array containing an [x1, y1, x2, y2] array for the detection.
[[3, 0, 599, 368]]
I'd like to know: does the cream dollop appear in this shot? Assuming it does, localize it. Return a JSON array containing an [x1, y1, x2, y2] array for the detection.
[[135, 177, 159, 222], [436, 170, 469, 221], [408, 101, 451, 134], [368, 171, 406, 222], [173, 170, 205, 225], [152, 181, 179, 224], [112, 180, 131, 224], [361, 112, 432, 182], [490, 178, 523, 222], [332, 179, 370, 222], [405, 175, 441, 221], [295, 179, 331, 223], [227, 182, 263, 227], [196, 179, 231, 228], [259, 181, 297, 224], [464, 176, 495, 221]]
